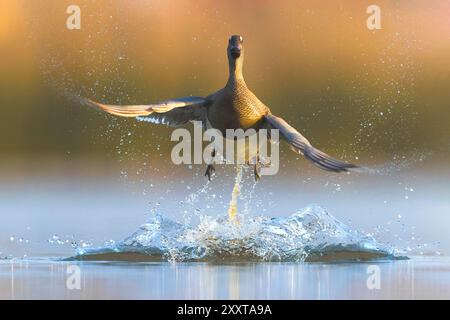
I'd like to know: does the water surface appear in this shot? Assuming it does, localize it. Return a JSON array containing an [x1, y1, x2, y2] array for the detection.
[[0, 169, 448, 299], [1, 257, 449, 299]]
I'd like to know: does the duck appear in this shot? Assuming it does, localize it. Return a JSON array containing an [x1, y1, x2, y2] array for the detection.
[[83, 35, 358, 181]]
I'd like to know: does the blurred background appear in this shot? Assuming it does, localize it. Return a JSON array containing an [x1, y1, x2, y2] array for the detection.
[[0, 0, 449, 258]]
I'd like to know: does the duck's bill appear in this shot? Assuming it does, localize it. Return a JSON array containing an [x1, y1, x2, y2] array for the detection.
[[231, 48, 241, 58]]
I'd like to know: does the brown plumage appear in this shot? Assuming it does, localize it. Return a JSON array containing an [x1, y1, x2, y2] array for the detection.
[[83, 35, 358, 180]]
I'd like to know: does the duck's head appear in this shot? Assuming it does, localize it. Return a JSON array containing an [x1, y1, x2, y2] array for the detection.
[[227, 35, 244, 60]]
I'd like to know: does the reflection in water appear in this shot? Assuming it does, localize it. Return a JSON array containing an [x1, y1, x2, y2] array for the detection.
[[1, 257, 450, 299], [229, 267, 239, 300]]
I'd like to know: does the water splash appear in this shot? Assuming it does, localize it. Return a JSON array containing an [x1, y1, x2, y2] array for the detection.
[[352, 151, 430, 176], [227, 165, 243, 222], [72, 205, 403, 263]]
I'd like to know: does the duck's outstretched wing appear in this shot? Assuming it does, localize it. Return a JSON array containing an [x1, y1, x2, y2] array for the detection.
[[264, 114, 358, 172], [82, 96, 207, 127]]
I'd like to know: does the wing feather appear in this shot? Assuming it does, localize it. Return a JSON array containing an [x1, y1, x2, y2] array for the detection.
[[82, 96, 206, 127], [264, 114, 358, 172]]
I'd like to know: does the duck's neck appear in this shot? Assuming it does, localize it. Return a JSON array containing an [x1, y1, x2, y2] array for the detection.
[[227, 57, 245, 87]]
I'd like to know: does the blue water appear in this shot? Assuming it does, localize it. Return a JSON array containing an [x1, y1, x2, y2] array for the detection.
[[0, 171, 448, 299]]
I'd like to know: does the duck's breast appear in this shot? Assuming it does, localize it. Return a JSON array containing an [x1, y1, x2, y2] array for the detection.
[[207, 90, 266, 134]]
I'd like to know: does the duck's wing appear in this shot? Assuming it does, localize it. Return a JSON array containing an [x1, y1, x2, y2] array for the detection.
[[82, 96, 207, 127], [264, 114, 358, 172]]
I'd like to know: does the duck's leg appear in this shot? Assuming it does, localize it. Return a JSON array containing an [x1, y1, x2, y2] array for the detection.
[[204, 148, 216, 181], [254, 164, 261, 182], [227, 164, 243, 222], [205, 165, 215, 181], [253, 155, 261, 182]]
